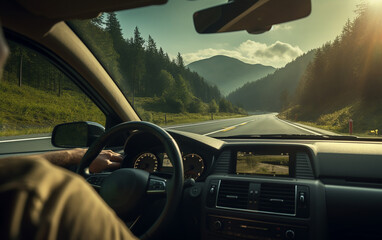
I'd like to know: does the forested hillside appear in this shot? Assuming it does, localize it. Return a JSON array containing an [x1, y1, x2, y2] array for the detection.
[[2, 41, 76, 95], [282, 3, 382, 134], [227, 50, 315, 111], [188, 55, 275, 96], [69, 14, 243, 114]]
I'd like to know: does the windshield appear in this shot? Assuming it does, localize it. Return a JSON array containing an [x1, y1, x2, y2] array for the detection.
[[69, 0, 382, 139]]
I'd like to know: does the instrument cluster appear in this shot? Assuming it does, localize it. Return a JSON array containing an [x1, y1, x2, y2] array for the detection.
[[132, 151, 205, 180], [122, 131, 216, 181]]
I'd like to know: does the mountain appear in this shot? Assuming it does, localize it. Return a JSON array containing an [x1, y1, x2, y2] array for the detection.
[[70, 16, 224, 115], [187, 55, 275, 96], [227, 50, 316, 112]]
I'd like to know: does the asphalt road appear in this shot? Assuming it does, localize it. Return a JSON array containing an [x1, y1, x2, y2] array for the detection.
[[0, 113, 334, 155], [166, 113, 332, 137]]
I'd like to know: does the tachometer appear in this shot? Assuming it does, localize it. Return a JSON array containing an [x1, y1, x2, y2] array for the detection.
[[134, 152, 159, 173], [183, 153, 204, 180]]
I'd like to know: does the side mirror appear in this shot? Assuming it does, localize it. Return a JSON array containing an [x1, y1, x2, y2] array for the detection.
[[193, 0, 311, 34], [51, 121, 105, 148]]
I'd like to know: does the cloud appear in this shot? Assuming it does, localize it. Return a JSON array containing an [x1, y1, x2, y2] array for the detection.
[[183, 40, 303, 68], [272, 24, 292, 31]]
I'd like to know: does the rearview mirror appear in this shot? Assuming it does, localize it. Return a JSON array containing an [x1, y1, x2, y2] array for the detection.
[[193, 0, 311, 34], [51, 121, 105, 148]]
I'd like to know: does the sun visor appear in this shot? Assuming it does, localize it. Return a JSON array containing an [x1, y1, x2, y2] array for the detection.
[[15, 0, 167, 20]]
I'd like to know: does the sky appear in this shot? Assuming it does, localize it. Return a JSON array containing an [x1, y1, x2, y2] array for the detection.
[[117, 0, 361, 68]]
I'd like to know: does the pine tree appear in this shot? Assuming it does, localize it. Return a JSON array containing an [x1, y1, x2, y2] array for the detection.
[[105, 13, 124, 45], [133, 26, 145, 48], [91, 13, 105, 29], [147, 35, 157, 54], [176, 52, 184, 68], [130, 27, 146, 101], [159, 47, 165, 58]]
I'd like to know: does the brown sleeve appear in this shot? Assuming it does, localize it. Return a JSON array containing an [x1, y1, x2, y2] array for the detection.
[[0, 157, 138, 240], [42, 172, 138, 240]]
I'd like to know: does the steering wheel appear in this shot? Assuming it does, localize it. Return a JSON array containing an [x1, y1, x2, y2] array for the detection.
[[77, 121, 184, 240]]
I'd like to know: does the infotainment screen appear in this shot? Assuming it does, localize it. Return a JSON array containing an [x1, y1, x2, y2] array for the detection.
[[236, 152, 290, 176]]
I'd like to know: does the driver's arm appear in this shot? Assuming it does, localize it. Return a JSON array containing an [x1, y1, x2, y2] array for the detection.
[[15, 148, 123, 173]]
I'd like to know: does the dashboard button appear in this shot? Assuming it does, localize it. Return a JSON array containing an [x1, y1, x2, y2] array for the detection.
[[212, 220, 222, 231], [209, 186, 215, 194], [190, 186, 201, 197], [285, 229, 295, 240], [206, 180, 219, 207], [299, 192, 305, 203]]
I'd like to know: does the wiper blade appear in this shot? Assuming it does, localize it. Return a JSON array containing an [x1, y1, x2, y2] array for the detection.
[[216, 134, 359, 140]]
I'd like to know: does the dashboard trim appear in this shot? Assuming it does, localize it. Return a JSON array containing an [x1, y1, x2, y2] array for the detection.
[[207, 214, 305, 228], [215, 180, 221, 207], [215, 182, 298, 217]]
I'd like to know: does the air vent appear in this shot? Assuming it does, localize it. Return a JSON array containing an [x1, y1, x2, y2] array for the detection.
[[217, 180, 249, 209], [295, 152, 314, 179], [259, 183, 296, 214], [213, 151, 231, 174]]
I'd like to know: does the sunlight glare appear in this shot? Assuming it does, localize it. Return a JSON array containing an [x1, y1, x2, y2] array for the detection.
[[369, 0, 382, 5]]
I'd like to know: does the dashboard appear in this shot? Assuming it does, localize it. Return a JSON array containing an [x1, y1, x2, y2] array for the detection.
[[122, 129, 382, 240], [122, 130, 217, 181]]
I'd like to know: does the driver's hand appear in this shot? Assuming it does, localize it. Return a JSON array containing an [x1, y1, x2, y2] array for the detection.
[[26, 148, 123, 173], [89, 150, 123, 173]]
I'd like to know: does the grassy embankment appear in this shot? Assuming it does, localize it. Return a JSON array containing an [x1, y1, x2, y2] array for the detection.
[[0, 82, 246, 137], [0, 82, 106, 137], [279, 101, 382, 137], [134, 97, 246, 126]]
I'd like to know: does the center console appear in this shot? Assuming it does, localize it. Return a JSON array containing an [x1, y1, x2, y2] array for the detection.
[[204, 178, 310, 240], [207, 214, 308, 240], [201, 145, 326, 240]]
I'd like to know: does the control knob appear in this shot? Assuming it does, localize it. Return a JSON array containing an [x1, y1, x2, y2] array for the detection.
[[285, 229, 295, 239], [212, 220, 222, 231]]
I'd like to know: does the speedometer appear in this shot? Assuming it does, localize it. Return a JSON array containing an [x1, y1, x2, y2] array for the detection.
[[134, 152, 159, 173], [183, 153, 204, 180]]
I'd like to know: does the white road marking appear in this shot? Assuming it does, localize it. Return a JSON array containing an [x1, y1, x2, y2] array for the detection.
[[164, 116, 255, 129], [203, 121, 253, 136], [276, 118, 322, 135], [0, 136, 51, 143]]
